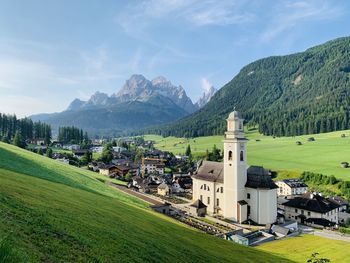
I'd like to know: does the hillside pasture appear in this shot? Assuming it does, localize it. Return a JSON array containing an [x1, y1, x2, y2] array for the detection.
[[145, 129, 350, 180], [0, 142, 290, 262]]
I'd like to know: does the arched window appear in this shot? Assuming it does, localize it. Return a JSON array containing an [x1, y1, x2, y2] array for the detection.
[[240, 151, 244, 161], [207, 187, 210, 191], [228, 151, 233, 161], [239, 121, 243, 130]]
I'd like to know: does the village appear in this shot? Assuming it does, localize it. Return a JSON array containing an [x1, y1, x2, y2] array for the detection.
[[23, 111, 350, 248]]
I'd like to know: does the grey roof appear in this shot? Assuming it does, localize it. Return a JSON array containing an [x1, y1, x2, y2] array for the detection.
[[283, 179, 308, 188], [192, 161, 224, 183], [245, 166, 278, 189], [193, 162, 277, 189], [228, 111, 242, 119], [271, 225, 290, 236], [329, 196, 348, 206], [284, 193, 340, 213], [190, 199, 207, 209]]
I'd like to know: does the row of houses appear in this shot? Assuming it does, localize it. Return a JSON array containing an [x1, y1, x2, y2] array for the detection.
[[275, 178, 349, 228]]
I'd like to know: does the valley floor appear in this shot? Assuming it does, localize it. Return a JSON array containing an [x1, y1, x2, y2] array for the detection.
[[257, 234, 350, 262], [145, 128, 350, 180]]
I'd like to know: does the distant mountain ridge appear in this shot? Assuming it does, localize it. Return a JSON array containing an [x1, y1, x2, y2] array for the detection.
[[31, 74, 210, 136], [66, 75, 197, 113], [146, 36, 350, 138]]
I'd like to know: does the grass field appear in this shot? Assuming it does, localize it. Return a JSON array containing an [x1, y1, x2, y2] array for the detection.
[[0, 142, 292, 262], [257, 234, 350, 262], [145, 128, 350, 180]]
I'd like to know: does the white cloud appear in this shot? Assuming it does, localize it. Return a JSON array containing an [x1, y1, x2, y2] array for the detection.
[[117, 0, 255, 33], [200, 77, 213, 93], [260, 0, 344, 42]]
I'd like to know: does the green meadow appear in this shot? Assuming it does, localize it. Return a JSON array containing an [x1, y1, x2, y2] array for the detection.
[[0, 142, 290, 262], [145, 128, 350, 180], [257, 234, 350, 262]]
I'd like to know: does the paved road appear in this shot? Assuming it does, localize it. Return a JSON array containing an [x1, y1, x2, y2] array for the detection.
[[313, 230, 350, 242], [108, 183, 163, 205]]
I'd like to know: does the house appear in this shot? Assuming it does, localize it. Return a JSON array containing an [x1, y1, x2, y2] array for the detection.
[[171, 182, 185, 194], [157, 183, 171, 196], [141, 158, 165, 175], [99, 164, 118, 176], [72, 149, 92, 159], [189, 199, 207, 217], [275, 179, 308, 196], [132, 176, 160, 193], [192, 111, 278, 225], [112, 146, 127, 153], [329, 196, 348, 212], [283, 192, 341, 226]]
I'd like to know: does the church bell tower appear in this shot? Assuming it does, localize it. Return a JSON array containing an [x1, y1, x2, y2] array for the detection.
[[223, 111, 248, 221]]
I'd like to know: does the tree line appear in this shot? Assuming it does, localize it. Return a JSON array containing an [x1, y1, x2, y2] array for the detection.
[[57, 126, 89, 144], [0, 113, 51, 145]]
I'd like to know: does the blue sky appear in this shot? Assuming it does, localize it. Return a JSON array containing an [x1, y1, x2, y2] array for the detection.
[[0, 0, 350, 117]]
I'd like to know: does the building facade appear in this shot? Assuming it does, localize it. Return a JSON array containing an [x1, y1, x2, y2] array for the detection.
[[283, 193, 340, 225], [275, 179, 308, 196], [192, 111, 278, 225]]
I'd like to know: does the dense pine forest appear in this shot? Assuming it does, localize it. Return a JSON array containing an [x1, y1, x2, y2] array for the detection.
[[0, 113, 51, 144], [145, 37, 350, 138], [57, 126, 89, 144]]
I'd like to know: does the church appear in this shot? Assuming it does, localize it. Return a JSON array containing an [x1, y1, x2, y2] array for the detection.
[[192, 111, 278, 225]]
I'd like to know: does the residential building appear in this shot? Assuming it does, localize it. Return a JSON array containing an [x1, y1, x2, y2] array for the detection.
[[275, 179, 308, 196], [141, 158, 165, 175], [283, 192, 340, 227]]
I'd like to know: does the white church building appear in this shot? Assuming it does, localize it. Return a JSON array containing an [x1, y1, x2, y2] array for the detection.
[[192, 111, 278, 225]]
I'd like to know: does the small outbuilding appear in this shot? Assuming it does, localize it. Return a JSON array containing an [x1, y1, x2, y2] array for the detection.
[[189, 199, 207, 217], [150, 203, 171, 215], [157, 183, 171, 196]]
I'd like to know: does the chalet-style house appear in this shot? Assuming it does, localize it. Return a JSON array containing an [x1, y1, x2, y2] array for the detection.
[[275, 179, 308, 197], [99, 164, 118, 176], [192, 111, 278, 225], [283, 192, 341, 228], [142, 158, 165, 175]]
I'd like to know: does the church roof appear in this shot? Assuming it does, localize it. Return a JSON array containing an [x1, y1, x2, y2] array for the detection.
[[228, 111, 242, 119], [193, 162, 277, 190], [245, 166, 278, 189], [192, 161, 223, 183]]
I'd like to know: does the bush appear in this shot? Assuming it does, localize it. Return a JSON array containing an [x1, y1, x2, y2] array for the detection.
[[341, 162, 349, 168]]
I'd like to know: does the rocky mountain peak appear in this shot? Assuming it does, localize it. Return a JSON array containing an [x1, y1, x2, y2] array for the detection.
[[195, 85, 217, 109]]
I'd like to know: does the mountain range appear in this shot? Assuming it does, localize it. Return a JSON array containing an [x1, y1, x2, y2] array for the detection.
[[31, 75, 216, 136], [147, 36, 350, 138]]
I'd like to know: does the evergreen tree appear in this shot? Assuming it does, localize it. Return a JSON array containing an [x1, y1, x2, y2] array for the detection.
[[13, 131, 24, 148]]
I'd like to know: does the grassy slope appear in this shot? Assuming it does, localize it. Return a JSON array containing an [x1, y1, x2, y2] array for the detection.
[[145, 128, 350, 180], [0, 142, 290, 263], [257, 235, 350, 262]]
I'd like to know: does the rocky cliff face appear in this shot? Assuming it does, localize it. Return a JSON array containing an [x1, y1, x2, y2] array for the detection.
[[195, 86, 217, 109], [67, 74, 197, 114]]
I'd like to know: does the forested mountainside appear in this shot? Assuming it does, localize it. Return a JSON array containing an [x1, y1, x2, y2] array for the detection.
[[146, 37, 350, 138]]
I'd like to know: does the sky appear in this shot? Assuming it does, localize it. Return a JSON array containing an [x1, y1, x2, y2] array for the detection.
[[0, 0, 350, 117]]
